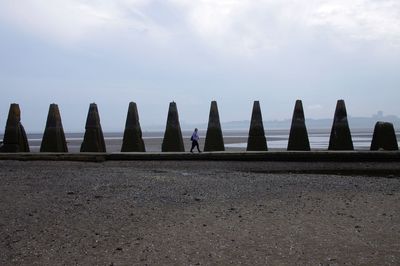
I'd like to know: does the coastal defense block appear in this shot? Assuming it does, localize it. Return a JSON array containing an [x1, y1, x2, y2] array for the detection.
[[204, 101, 225, 151], [370, 122, 399, 151], [161, 102, 184, 152], [328, 100, 354, 150], [80, 103, 106, 152], [0, 103, 30, 152], [247, 101, 267, 151], [287, 100, 310, 151], [121, 102, 146, 152], [40, 104, 68, 152]]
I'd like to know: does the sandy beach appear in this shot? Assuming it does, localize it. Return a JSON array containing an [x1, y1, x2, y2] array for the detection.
[[1, 160, 399, 265]]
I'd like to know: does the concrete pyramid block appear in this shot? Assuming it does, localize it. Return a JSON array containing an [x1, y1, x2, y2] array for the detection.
[[121, 102, 146, 152], [161, 102, 184, 152], [204, 101, 225, 151], [0, 103, 30, 152], [370, 122, 398, 151], [246, 101, 267, 151], [287, 100, 310, 151], [328, 100, 354, 150], [40, 104, 68, 152], [80, 103, 106, 152]]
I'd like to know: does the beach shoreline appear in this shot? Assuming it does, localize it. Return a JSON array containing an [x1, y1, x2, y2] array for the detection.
[[4, 128, 398, 152], [1, 160, 399, 265]]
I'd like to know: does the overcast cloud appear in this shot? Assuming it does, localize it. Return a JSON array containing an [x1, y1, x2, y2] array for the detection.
[[0, 0, 399, 132]]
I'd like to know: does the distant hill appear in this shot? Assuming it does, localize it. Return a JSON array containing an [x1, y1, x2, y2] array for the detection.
[[143, 112, 400, 131], [218, 115, 400, 131]]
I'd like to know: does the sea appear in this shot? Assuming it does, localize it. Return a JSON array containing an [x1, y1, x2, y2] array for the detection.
[[2, 128, 399, 152]]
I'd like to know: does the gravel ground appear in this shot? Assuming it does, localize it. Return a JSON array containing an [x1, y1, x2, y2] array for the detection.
[[0, 160, 399, 265]]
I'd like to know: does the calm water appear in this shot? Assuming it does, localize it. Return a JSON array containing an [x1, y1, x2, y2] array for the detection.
[[2, 128, 398, 152]]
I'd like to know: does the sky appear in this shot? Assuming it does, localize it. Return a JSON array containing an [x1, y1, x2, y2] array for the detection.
[[0, 0, 399, 132]]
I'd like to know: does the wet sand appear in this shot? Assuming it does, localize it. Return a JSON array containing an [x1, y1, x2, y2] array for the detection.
[[24, 128, 397, 152], [28, 136, 250, 153], [1, 160, 399, 265]]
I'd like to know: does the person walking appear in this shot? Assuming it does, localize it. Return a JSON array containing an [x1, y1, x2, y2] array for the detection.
[[190, 128, 201, 153]]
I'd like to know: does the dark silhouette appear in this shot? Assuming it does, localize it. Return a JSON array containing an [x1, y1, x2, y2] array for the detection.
[[162, 102, 185, 152], [80, 103, 106, 152], [247, 101, 267, 151], [288, 100, 310, 151], [0, 103, 29, 152], [328, 100, 354, 150], [370, 122, 398, 151], [40, 104, 68, 152], [204, 101, 225, 151], [121, 102, 145, 152]]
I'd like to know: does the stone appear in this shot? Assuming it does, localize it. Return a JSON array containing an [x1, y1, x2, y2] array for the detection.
[[161, 102, 184, 152], [121, 102, 146, 152], [40, 104, 68, 152], [370, 122, 399, 151], [0, 103, 30, 152], [80, 103, 106, 152], [246, 101, 267, 151], [204, 101, 225, 151], [287, 100, 310, 151], [328, 100, 354, 150]]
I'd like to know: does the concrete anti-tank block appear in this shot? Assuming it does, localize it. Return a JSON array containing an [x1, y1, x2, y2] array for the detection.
[[121, 102, 146, 152], [40, 104, 68, 152], [288, 100, 310, 151], [204, 101, 225, 152], [247, 101, 267, 151], [328, 100, 354, 150], [162, 102, 185, 152], [80, 103, 106, 152], [0, 103, 30, 152], [370, 122, 399, 151]]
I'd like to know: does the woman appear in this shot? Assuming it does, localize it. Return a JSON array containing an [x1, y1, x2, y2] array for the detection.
[[190, 128, 201, 153]]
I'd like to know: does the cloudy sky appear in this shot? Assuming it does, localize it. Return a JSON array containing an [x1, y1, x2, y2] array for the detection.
[[0, 0, 399, 132]]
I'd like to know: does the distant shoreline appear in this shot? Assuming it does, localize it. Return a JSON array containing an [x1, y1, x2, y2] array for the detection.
[[1, 112, 399, 134], [1, 128, 398, 153]]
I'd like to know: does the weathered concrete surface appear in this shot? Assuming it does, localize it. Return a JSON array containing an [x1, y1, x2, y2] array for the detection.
[[288, 100, 310, 151], [80, 103, 106, 152], [0, 103, 29, 152], [121, 102, 146, 152], [1, 151, 400, 163], [328, 100, 354, 150], [204, 101, 225, 152], [247, 101, 267, 151], [162, 102, 184, 152], [0, 160, 399, 265], [40, 104, 68, 153], [371, 122, 399, 151]]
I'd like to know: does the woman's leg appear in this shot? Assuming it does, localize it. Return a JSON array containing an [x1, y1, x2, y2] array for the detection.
[[190, 141, 196, 152]]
